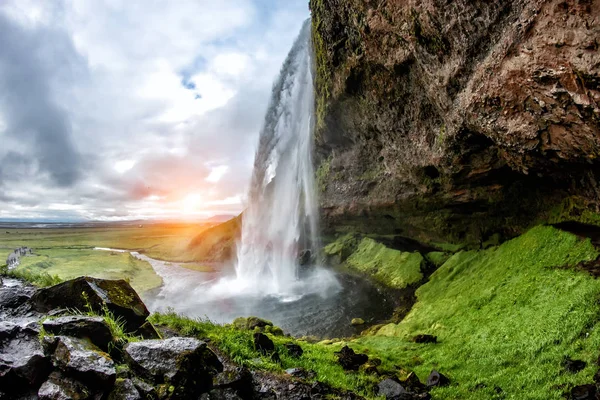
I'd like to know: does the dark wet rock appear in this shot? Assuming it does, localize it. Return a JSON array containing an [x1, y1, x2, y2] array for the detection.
[[378, 378, 408, 399], [213, 367, 253, 399], [335, 346, 368, 371], [50, 336, 116, 387], [42, 316, 113, 351], [38, 371, 93, 400], [401, 372, 427, 394], [136, 321, 160, 340], [285, 368, 315, 380], [108, 378, 141, 400], [253, 333, 275, 354], [564, 358, 587, 373], [0, 323, 51, 390], [270, 352, 281, 364], [131, 377, 157, 399], [298, 249, 313, 266], [116, 364, 131, 379], [30, 277, 149, 333], [0, 284, 35, 311], [571, 384, 597, 400], [284, 343, 303, 358], [200, 388, 244, 400], [412, 335, 437, 344], [124, 337, 223, 398], [426, 370, 449, 388]]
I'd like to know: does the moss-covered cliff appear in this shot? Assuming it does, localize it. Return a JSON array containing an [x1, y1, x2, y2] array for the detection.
[[310, 0, 600, 247]]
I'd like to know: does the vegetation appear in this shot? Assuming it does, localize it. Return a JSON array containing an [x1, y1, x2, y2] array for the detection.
[[3, 266, 63, 287], [316, 156, 332, 193], [186, 215, 241, 262], [150, 311, 381, 398], [352, 226, 600, 399]]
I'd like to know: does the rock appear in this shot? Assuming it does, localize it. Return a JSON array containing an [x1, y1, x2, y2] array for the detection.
[[253, 333, 275, 354], [351, 318, 365, 326], [0, 284, 35, 311], [233, 317, 273, 331], [199, 388, 244, 400], [285, 368, 315, 380], [311, 0, 600, 248], [50, 336, 116, 387], [108, 378, 141, 400], [412, 335, 437, 344], [38, 371, 93, 400], [213, 367, 253, 399], [335, 346, 368, 371], [284, 343, 303, 358], [30, 277, 149, 333], [136, 321, 160, 340], [42, 316, 113, 351], [0, 323, 51, 391], [401, 372, 427, 394], [563, 358, 587, 373], [378, 378, 408, 399], [426, 370, 449, 388], [298, 249, 313, 266], [131, 377, 157, 399], [571, 384, 597, 400], [124, 337, 223, 398]]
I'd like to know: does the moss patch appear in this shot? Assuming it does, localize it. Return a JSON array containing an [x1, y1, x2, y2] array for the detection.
[[346, 238, 424, 289], [354, 226, 600, 399]]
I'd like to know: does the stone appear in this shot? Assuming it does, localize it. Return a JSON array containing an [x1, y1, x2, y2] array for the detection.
[[131, 377, 157, 399], [426, 370, 449, 388], [412, 334, 437, 344], [284, 343, 303, 358], [50, 336, 116, 387], [334, 346, 368, 371], [401, 372, 427, 394], [0, 285, 35, 311], [30, 277, 149, 333], [136, 321, 160, 340], [42, 316, 113, 351], [108, 378, 141, 400], [563, 358, 587, 373], [285, 368, 315, 380], [253, 333, 275, 354], [124, 337, 223, 398], [233, 316, 273, 331], [38, 371, 93, 400], [378, 378, 407, 399], [571, 384, 596, 400], [351, 318, 365, 326], [213, 367, 253, 399], [298, 249, 313, 266], [0, 323, 51, 391]]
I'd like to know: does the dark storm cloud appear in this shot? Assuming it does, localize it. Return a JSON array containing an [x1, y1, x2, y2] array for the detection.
[[0, 13, 85, 187]]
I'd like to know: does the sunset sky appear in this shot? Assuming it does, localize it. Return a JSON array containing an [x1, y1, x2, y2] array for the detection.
[[0, 0, 309, 221]]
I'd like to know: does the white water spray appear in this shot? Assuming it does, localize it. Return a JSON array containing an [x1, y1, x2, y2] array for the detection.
[[218, 20, 336, 297]]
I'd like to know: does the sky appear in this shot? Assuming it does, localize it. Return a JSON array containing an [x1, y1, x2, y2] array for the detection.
[[0, 0, 309, 221]]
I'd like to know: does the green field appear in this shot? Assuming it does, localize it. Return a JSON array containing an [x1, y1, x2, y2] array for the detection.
[[0, 223, 214, 293]]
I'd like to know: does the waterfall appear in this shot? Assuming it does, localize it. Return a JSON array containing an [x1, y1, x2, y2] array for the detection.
[[235, 20, 322, 295]]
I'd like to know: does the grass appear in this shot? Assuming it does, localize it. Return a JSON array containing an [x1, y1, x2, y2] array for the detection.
[[186, 215, 241, 262], [350, 226, 600, 399], [149, 311, 382, 398], [4, 267, 63, 287], [346, 238, 424, 289]]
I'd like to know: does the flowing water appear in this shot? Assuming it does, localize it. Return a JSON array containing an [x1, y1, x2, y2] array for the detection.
[[94, 21, 394, 338]]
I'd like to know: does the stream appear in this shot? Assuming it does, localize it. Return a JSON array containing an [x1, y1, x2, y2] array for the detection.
[[95, 248, 394, 338]]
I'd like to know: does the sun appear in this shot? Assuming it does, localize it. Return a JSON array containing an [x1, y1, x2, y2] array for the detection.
[[181, 193, 203, 214]]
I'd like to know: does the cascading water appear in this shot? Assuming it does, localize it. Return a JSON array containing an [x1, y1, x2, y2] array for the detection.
[[234, 19, 322, 295], [142, 20, 394, 337]]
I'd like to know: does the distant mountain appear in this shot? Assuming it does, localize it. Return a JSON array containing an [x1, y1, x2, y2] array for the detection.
[[205, 214, 236, 223]]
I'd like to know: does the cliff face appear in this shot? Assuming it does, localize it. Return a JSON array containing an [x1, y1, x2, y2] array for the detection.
[[310, 0, 600, 246]]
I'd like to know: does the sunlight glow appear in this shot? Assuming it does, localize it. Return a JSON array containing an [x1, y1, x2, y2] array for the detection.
[[181, 193, 203, 213]]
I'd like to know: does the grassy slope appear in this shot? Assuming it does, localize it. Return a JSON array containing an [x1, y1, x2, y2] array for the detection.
[[354, 226, 600, 399], [186, 215, 242, 262]]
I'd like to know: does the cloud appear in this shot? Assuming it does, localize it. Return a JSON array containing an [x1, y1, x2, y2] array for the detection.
[[0, 0, 309, 221], [0, 11, 85, 187]]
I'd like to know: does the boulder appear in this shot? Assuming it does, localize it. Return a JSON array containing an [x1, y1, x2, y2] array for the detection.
[[571, 384, 597, 400], [124, 337, 223, 398], [233, 317, 273, 331], [284, 343, 303, 358], [42, 316, 113, 351], [131, 377, 157, 399], [335, 346, 368, 371], [108, 378, 141, 400], [426, 370, 449, 388], [38, 371, 93, 400], [253, 333, 275, 354], [0, 284, 35, 311], [351, 318, 365, 326], [49, 336, 116, 387], [378, 378, 408, 399], [412, 335, 437, 344], [0, 323, 51, 391], [213, 367, 253, 399], [137, 321, 161, 340], [30, 277, 149, 333], [563, 358, 587, 373], [298, 250, 313, 266]]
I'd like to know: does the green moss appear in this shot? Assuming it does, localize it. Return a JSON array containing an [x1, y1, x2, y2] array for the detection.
[[354, 226, 600, 399], [323, 234, 359, 262], [310, 0, 332, 136], [149, 311, 379, 397], [346, 238, 424, 289], [316, 156, 332, 193], [547, 196, 600, 227], [425, 251, 450, 267]]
